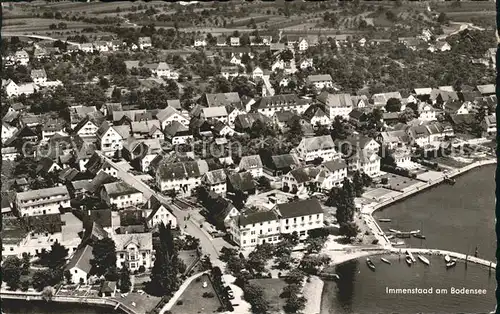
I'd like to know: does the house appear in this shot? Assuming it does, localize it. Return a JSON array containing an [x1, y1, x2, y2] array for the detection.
[[304, 107, 331, 127], [318, 159, 348, 190], [96, 122, 125, 157], [74, 112, 106, 141], [221, 66, 240, 80], [164, 121, 193, 145], [429, 89, 459, 106], [234, 112, 271, 132], [372, 92, 403, 107], [100, 281, 117, 297], [143, 196, 177, 229], [260, 152, 301, 176], [252, 67, 264, 80], [230, 37, 241, 46], [65, 245, 94, 284], [138, 36, 152, 49], [36, 157, 62, 176], [444, 100, 470, 115], [4, 80, 36, 98], [101, 181, 144, 209], [41, 119, 68, 141], [122, 138, 162, 173], [317, 92, 353, 120], [476, 84, 496, 96], [131, 120, 161, 139], [194, 35, 207, 47], [156, 107, 190, 130], [31, 69, 47, 84], [297, 37, 309, 51], [202, 169, 227, 195], [295, 135, 338, 162], [427, 41, 451, 52], [482, 114, 496, 136], [255, 94, 312, 118], [341, 136, 381, 177], [156, 160, 209, 195], [16, 186, 70, 217], [2, 122, 18, 144], [297, 58, 313, 70], [415, 102, 437, 121], [93, 41, 109, 52], [306, 74, 333, 90], [228, 171, 256, 195], [378, 130, 411, 150], [211, 120, 235, 138], [113, 232, 154, 271], [397, 37, 421, 50], [2, 147, 20, 161], [143, 62, 178, 79], [406, 123, 450, 148], [15, 50, 29, 65], [216, 36, 227, 47], [239, 155, 264, 178], [228, 198, 324, 248], [281, 165, 320, 194], [201, 107, 228, 123]]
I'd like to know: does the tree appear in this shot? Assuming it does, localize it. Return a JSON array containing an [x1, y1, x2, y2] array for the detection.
[[3, 256, 22, 290], [91, 238, 117, 278], [339, 221, 359, 241], [150, 223, 181, 296], [437, 13, 448, 24], [280, 283, 301, 298], [21, 253, 31, 275], [331, 116, 350, 140], [37, 241, 69, 269], [399, 107, 416, 123], [280, 49, 294, 63], [228, 189, 248, 210], [284, 293, 306, 313], [385, 98, 401, 112], [243, 283, 270, 314], [285, 269, 304, 285], [32, 269, 61, 291], [256, 176, 271, 191], [64, 269, 72, 284], [352, 171, 365, 197], [119, 266, 131, 293], [334, 178, 356, 225]]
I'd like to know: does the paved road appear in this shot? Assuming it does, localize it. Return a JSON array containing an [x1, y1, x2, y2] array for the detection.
[[95, 151, 223, 264], [2, 32, 81, 47]]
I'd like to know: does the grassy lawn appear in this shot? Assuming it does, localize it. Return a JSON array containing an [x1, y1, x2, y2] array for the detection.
[[170, 274, 221, 314], [113, 292, 162, 314], [434, 156, 470, 169], [379, 173, 422, 191], [3, 18, 97, 33], [249, 278, 288, 312]]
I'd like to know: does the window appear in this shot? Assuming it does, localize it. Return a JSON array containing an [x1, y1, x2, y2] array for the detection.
[[75, 270, 78, 274], [120, 254, 124, 259]]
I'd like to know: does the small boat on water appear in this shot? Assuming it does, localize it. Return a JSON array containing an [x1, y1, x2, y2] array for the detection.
[[389, 228, 401, 233], [413, 234, 426, 239], [381, 257, 391, 264], [406, 251, 416, 262], [410, 230, 421, 234], [406, 256, 413, 265], [391, 241, 405, 246], [446, 260, 457, 268], [444, 255, 451, 263], [418, 255, 430, 265], [387, 235, 395, 240], [395, 232, 411, 238], [366, 258, 376, 271], [444, 177, 456, 185], [379, 218, 392, 222]]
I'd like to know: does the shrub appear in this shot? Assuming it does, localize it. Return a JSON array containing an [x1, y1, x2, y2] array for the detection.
[[20, 279, 30, 291], [381, 178, 389, 184], [195, 277, 201, 282], [372, 239, 379, 244], [176, 300, 183, 305], [202, 292, 215, 298], [138, 266, 146, 273]]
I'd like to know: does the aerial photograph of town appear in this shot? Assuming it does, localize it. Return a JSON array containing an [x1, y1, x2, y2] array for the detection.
[[0, 0, 497, 313]]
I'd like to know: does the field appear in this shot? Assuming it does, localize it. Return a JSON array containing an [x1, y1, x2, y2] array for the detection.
[[249, 278, 288, 312], [170, 274, 222, 314], [3, 18, 97, 33]]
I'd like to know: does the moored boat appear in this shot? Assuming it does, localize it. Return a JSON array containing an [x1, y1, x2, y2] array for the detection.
[[379, 218, 392, 222], [446, 260, 457, 268], [381, 257, 391, 264], [418, 255, 430, 265], [391, 241, 405, 246], [389, 228, 401, 233], [405, 256, 413, 265], [413, 233, 426, 239], [366, 258, 376, 271], [406, 251, 416, 262], [409, 230, 421, 234], [387, 235, 395, 240], [444, 255, 451, 263]]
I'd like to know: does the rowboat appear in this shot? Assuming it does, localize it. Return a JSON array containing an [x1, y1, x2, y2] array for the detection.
[[379, 218, 392, 222], [381, 257, 391, 264], [405, 256, 413, 265], [413, 234, 426, 239], [444, 255, 451, 263], [387, 235, 395, 240], [391, 241, 405, 246], [446, 260, 457, 268], [418, 255, 430, 265], [389, 228, 401, 233], [366, 258, 376, 271], [406, 251, 416, 262], [410, 230, 421, 234]]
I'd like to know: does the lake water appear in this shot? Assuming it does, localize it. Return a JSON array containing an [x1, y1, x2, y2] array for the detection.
[[1, 299, 122, 314], [321, 164, 497, 313]]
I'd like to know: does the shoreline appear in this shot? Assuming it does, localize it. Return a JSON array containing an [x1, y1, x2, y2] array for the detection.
[[317, 158, 497, 311]]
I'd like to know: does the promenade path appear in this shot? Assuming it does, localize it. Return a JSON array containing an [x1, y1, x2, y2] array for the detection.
[[159, 271, 209, 314], [94, 151, 223, 266]]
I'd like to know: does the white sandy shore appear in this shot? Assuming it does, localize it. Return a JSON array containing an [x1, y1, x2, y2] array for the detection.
[[302, 275, 324, 314]]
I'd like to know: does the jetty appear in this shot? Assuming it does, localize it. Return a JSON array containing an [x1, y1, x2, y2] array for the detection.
[[391, 248, 496, 269]]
